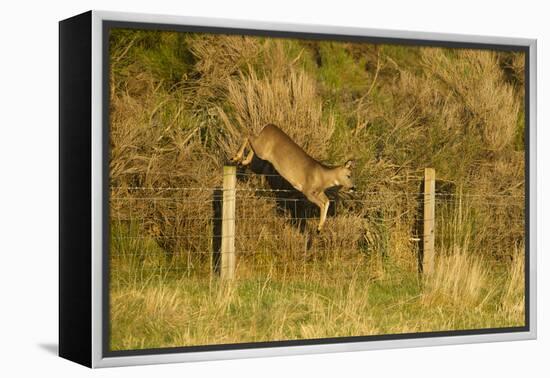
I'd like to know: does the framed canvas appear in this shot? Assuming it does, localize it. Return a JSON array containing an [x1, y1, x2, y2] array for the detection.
[[59, 10, 537, 368]]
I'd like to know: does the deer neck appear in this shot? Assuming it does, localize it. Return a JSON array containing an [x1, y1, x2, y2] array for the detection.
[[319, 165, 341, 189]]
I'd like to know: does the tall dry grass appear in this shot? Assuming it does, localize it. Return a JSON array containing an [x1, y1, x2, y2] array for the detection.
[[219, 67, 334, 160], [421, 48, 519, 152], [501, 245, 526, 322], [422, 251, 489, 307]]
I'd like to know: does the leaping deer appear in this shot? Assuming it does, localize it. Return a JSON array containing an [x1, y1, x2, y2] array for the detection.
[[231, 124, 355, 232]]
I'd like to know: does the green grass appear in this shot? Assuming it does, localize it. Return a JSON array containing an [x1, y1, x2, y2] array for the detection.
[[109, 228, 524, 351]]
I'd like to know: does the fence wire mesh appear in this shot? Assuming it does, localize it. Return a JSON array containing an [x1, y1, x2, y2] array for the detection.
[[109, 170, 525, 281]]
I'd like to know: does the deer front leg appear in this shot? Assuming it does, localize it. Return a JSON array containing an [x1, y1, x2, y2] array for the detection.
[[317, 192, 330, 232], [231, 138, 249, 164], [304, 191, 327, 233]]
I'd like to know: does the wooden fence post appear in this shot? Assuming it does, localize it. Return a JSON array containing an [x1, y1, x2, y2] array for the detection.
[[423, 168, 436, 275], [221, 166, 236, 280]]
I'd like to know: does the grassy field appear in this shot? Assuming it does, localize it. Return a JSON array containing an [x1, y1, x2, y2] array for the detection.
[[108, 29, 526, 351], [109, 197, 525, 351], [110, 229, 524, 350]]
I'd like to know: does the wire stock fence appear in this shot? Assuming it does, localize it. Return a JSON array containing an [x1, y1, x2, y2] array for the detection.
[[110, 167, 525, 280]]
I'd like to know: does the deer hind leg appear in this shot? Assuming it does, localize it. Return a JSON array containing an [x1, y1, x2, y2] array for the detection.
[[231, 138, 249, 164], [241, 149, 255, 166]]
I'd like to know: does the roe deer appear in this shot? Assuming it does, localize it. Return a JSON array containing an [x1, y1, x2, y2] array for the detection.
[[231, 124, 355, 232]]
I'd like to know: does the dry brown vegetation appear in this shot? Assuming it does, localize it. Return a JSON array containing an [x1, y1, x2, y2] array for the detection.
[[108, 29, 526, 351]]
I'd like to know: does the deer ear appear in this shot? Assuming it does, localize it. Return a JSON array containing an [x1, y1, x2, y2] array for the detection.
[[345, 160, 355, 169]]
